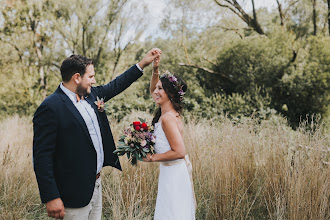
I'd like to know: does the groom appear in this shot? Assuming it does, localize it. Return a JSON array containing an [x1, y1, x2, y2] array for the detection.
[[33, 48, 161, 219]]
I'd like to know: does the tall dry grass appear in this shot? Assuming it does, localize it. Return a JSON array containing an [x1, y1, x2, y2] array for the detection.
[[0, 113, 329, 219]]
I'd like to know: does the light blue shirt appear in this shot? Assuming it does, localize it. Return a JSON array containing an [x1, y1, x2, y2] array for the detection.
[[60, 83, 104, 174]]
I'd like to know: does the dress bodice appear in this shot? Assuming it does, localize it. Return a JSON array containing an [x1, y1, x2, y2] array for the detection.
[[154, 122, 172, 154], [154, 113, 184, 163]]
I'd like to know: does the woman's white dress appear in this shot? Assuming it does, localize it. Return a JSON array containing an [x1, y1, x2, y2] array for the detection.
[[153, 115, 196, 220]]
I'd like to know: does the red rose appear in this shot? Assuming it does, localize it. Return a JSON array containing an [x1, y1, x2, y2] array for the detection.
[[141, 123, 148, 130], [133, 121, 141, 127], [135, 126, 141, 131]]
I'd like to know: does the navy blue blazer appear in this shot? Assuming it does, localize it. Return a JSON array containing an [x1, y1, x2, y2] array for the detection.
[[33, 65, 143, 208]]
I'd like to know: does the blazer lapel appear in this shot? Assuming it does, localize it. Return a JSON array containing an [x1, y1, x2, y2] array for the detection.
[[55, 87, 93, 146]]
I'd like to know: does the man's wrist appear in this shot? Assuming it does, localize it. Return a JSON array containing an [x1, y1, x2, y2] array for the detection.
[[137, 61, 146, 71], [136, 63, 144, 72]]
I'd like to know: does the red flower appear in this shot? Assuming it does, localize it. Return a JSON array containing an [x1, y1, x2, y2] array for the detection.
[[135, 126, 141, 131], [141, 123, 148, 130], [133, 121, 141, 127]]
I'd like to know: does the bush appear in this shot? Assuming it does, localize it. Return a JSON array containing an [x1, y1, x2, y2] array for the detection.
[[199, 32, 330, 127]]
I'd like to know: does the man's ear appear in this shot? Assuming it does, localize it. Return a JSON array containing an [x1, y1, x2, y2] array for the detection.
[[72, 73, 81, 84]]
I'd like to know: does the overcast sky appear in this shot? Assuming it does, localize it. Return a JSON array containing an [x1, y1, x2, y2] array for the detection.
[[141, 0, 277, 39]]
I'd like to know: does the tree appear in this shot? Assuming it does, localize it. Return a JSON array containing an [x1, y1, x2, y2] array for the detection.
[[49, 0, 127, 66], [0, 0, 147, 116], [48, 0, 147, 81], [312, 0, 318, 35], [0, 0, 56, 99], [213, 0, 265, 35], [328, 0, 330, 35], [110, 1, 147, 79], [275, 0, 299, 28]]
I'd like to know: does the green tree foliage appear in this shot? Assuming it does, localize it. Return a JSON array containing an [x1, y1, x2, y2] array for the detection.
[[0, 0, 329, 129], [280, 36, 330, 125], [0, 0, 146, 118], [203, 31, 329, 126], [0, 0, 59, 115]]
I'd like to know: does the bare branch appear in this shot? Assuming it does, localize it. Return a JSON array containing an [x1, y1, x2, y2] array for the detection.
[[213, 0, 245, 21], [275, 0, 285, 26], [1, 40, 24, 61], [216, 25, 244, 38], [288, 0, 299, 9], [203, 57, 217, 66], [178, 62, 232, 82], [214, 0, 265, 35], [51, 62, 60, 69], [282, 0, 299, 17]]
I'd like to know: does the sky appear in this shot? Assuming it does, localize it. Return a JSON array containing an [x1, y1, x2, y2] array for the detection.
[[0, 0, 279, 48], [141, 0, 277, 39]]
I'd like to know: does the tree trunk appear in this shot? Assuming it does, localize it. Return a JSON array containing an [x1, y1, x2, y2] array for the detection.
[[251, 0, 257, 23], [39, 65, 47, 99], [82, 24, 86, 56], [276, 0, 285, 27], [312, 0, 317, 35], [328, 0, 330, 35], [35, 46, 47, 99]]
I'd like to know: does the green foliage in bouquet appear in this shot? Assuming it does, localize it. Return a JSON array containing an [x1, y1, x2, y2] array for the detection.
[[114, 118, 155, 165]]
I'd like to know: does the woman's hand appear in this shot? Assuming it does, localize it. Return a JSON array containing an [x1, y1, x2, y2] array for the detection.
[[152, 54, 161, 73], [142, 153, 153, 162]]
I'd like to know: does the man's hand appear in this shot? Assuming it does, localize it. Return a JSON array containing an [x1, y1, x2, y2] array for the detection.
[[138, 48, 161, 70], [46, 198, 65, 219]]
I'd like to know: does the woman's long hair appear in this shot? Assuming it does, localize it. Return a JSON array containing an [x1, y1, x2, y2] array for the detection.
[[152, 74, 187, 125]]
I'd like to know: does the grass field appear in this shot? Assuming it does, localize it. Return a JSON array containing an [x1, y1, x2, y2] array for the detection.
[[0, 113, 329, 219]]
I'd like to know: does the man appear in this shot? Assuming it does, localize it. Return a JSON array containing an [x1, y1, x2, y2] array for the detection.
[[33, 48, 161, 219]]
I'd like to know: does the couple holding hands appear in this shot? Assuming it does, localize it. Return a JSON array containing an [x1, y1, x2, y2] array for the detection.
[[33, 48, 196, 220]]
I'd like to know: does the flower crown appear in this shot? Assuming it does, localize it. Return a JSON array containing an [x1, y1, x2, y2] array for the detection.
[[160, 71, 185, 100]]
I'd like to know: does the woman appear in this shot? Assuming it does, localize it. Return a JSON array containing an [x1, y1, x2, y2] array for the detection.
[[143, 55, 196, 220]]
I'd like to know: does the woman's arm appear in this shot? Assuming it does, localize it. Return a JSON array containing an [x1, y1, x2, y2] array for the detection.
[[145, 114, 186, 162], [150, 55, 160, 94]]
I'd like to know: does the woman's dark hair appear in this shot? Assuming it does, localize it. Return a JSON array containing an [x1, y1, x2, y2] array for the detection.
[[60, 55, 94, 82], [152, 74, 187, 125]]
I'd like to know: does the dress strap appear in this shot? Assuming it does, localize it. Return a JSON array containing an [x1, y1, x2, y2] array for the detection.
[[163, 112, 181, 133]]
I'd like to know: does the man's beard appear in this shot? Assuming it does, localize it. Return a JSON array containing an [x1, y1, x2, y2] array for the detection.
[[76, 84, 89, 96]]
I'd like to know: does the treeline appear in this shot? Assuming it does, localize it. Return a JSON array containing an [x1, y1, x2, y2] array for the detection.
[[0, 0, 329, 128]]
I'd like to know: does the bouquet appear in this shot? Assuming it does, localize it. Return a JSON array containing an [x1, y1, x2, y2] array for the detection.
[[114, 118, 155, 165]]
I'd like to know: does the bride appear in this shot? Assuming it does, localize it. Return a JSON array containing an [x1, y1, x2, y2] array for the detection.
[[143, 55, 196, 220]]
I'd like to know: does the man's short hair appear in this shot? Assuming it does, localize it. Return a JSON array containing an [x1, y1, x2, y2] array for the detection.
[[60, 55, 94, 82]]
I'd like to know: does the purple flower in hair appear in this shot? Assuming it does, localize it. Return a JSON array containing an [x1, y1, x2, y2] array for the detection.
[[161, 71, 185, 101]]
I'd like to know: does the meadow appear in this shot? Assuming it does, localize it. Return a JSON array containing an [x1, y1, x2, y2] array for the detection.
[[0, 112, 329, 220]]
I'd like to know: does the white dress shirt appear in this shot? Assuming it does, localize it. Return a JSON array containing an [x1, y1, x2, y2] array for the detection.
[[60, 83, 104, 174]]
